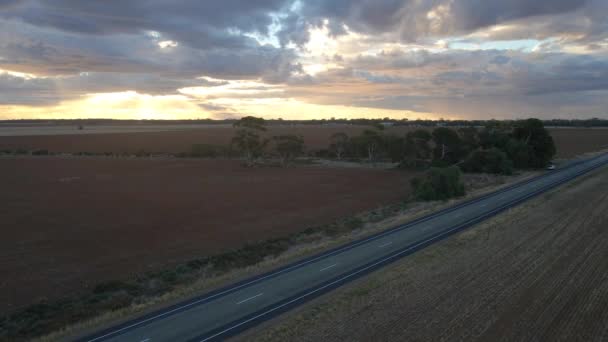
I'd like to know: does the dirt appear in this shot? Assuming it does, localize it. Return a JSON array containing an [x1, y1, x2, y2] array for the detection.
[[0, 125, 605, 158], [0, 157, 416, 314], [0, 125, 378, 154], [237, 166, 608, 342], [549, 128, 608, 158]]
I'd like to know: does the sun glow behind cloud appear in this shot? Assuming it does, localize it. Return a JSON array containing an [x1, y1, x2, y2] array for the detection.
[[0, 92, 207, 120], [1, 0, 607, 120]]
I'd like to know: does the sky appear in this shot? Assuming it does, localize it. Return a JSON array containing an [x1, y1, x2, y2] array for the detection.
[[1, 0, 607, 121]]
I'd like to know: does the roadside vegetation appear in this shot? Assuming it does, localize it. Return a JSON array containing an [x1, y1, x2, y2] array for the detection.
[[316, 118, 555, 201]]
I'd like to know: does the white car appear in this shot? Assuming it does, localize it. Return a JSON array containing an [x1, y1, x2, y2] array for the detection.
[[546, 164, 556, 170]]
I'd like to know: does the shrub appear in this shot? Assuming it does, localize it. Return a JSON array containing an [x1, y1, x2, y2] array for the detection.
[[461, 148, 513, 175], [411, 166, 465, 201], [134, 149, 150, 157], [398, 158, 431, 170], [189, 144, 229, 158], [31, 149, 49, 156]]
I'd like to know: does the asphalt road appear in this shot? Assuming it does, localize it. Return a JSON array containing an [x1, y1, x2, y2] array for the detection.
[[84, 153, 608, 342]]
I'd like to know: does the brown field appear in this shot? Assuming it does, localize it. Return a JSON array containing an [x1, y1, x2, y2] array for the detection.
[[0, 125, 374, 154], [549, 128, 608, 158], [0, 125, 606, 158], [0, 157, 415, 314], [239, 167, 608, 342]]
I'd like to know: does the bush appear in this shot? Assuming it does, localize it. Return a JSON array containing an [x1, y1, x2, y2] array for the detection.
[[461, 148, 513, 175], [398, 158, 431, 170], [31, 149, 50, 156], [134, 149, 151, 157], [189, 144, 230, 158], [411, 166, 465, 201]]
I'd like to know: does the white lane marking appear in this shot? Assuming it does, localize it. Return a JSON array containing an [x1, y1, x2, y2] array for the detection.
[[199, 207, 511, 342], [236, 293, 263, 305], [378, 241, 393, 248], [90, 155, 608, 342], [92, 172, 545, 341], [201, 170, 598, 342], [320, 263, 338, 272], [480, 203, 487, 207]]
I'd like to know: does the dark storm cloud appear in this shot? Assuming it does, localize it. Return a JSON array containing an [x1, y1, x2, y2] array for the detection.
[[285, 0, 601, 44], [511, 55, 608, 96], [0, 0, 292, 49], [0, 0, 299, 74], [0, 72, 58, 105], [0, 1, 301, 104]]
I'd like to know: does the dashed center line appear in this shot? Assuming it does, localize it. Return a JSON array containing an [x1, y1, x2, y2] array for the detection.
[[378, 241, 393, 248], [320, 263, 338, 272], [236, 293, 263, 305]]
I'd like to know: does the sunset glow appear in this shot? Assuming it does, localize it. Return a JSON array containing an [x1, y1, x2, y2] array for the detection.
[[1, 1, 607, 120]]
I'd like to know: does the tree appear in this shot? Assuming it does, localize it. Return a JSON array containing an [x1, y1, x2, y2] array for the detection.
[[478, 124, 510, 150], [461, 148, 513, 175], [505, 138, 531, 169], [329, 132, 349, 160], [273, 135, 304, 166], [231, 116, 268, 166], [511, 118, 556, 168], [354, 129, 384, 162], [406, 129, 432, 159], [432, 127, 463, 164], [458, 127, 479, 155], [384, 134, 406, 162], [233, 116, 267, 131], [411, 166, 465, 201]]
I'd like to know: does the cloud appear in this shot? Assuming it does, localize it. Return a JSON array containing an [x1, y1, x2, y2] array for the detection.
[[0, 0, 607, 119], [289, 0, 595, 42]]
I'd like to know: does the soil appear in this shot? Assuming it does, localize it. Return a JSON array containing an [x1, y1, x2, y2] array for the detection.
[[0, 125, 605, 158], [549, 128, 608, 158], [0, 157, 415, 314], [238, 167, 608, 342]]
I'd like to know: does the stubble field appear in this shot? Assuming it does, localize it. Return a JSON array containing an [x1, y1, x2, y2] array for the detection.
[[239, 167, 608, 342]]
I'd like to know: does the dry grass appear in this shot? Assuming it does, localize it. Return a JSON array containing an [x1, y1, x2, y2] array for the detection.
[[236, 166, 608, 342]]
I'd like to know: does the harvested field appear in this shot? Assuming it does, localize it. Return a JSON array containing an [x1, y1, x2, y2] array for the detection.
[[0, 125, 383, 154], [549, 128, 608, 158], [239, 166, 608, 342], [0, 157, 415, 314], [0, 125, 606, 158]]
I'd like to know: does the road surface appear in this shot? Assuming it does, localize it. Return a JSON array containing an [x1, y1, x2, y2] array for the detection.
[[84, 153, 608, 342]]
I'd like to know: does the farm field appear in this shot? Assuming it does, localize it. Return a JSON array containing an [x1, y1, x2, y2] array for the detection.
[[0, 157, 414, 314], [0, 125, 607, 158], [239, 167, 608, 342]]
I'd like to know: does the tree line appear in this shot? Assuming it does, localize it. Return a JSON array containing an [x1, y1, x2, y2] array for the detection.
[[228, 116, 556, 168], [322, 118, 556, 201], [226, 116, 556, 201], [4, 117, 607, 127]]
